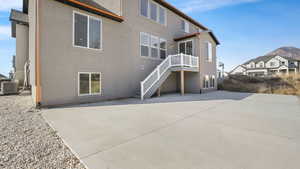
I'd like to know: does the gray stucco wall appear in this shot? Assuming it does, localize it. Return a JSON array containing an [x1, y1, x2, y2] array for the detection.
[[15, 24, 29, 85], [160, 72, 179, 94], [199, 33, 218, 91], [28, 0, 37, 103], [37, 0, 217, 106]]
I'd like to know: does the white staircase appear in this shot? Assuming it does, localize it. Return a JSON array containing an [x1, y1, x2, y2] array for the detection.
[[140, 53, 199, 100]]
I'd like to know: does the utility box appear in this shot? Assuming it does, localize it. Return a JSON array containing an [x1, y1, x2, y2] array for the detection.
[[0, 81, 18, 95]]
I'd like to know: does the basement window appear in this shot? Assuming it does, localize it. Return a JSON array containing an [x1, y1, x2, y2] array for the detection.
[[79, 72, 101, 96]]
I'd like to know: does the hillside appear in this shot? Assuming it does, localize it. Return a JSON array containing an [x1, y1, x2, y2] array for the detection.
[[219, 74, 300, 96], [266, 47, 300, 60]]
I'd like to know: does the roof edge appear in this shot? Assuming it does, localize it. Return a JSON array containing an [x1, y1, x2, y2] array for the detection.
[[9, 9, 29, 27], [174, 31, 220, 45], [153, 0, 208, 31], [54, 0, 124, 22]]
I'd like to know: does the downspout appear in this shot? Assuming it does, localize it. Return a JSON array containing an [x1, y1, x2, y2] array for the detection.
[[35, 0, 42, 107]]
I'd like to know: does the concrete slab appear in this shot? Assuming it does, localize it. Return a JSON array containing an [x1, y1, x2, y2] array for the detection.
[[42, 91, 300, 169]]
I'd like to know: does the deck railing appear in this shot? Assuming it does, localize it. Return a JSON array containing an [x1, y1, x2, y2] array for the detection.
[[140, 53, 199, 100]]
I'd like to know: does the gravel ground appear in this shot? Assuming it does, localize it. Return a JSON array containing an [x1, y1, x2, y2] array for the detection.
[[0, 95, 86, 169]]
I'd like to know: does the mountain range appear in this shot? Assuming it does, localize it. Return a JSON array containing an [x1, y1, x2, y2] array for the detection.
[[266, 47, 300, 60]]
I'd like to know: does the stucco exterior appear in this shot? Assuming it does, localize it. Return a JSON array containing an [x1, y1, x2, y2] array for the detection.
[[14, 24, 29, 85], [12, 0, 219, 106]]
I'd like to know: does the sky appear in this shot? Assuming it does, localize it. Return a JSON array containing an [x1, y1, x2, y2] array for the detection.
[[0, 0, 300, 76]]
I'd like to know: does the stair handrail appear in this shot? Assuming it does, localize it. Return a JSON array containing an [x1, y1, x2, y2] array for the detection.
[[141, 54, 199, 100]]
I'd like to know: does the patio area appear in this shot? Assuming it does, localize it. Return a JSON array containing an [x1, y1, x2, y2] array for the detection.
[[42, 91, 300, 169]]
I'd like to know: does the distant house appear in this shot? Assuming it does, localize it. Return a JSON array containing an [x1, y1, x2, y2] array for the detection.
[[0, 74, 7, 80], [10, 0, 220, 106], [230, 55, 300, 76]]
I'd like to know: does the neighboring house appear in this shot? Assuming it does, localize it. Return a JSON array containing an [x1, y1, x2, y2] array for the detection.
[[10, 0, 220, 106], [230, 55, 300, 76], [0, 74, 7, 80]]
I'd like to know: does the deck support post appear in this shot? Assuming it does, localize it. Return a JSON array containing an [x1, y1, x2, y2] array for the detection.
[[180, 70, 185, 95], [157, 87, 161, 97]]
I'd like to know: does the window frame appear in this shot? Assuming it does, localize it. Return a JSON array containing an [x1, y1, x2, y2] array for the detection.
[[139, 0, 167, 26], [203, 75, 209, 89], [140, 32, 167, 60], [159, 38, 167, 59], [140, 32, 150, 57], [73, 11, 103, 51], [205, 41, 213, 62], [140, 0, 149, 17], [150, 35, 159, 59], [181, 19, 189, 33], [210, 75, 215, 88], [78, 72, 102, 96], [177, 39, 194, 56]]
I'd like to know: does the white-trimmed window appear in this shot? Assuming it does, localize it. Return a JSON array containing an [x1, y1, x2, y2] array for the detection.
[[159, 38, 167, 59], [158, 6, 166, 25], [178, 40, 193, 55], [140, 0, 149, 17], [270, 62, 275, 67], [203, 75, 209, 89], [74, 12, 102, 50], [150, 1, 157, 21], [79, 72, 101, 96], [151, 35, 159, 58], [181, 20, 189, 33], [259, 62, 264, 68], [210, 76, 215, 88], [140, 32, 150, 57], [140, 32, 167, 59], [140, 0, 166, 25], [206, 42, 213, 62]]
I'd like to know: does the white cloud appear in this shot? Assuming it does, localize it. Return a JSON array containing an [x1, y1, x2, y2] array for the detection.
[[0, 25, 11, 39], [176, 0, 260, 13], [0, 0, 22, 11]]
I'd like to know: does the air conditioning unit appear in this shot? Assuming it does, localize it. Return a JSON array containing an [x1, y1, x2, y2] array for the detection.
[[0, 81, 18, 95]]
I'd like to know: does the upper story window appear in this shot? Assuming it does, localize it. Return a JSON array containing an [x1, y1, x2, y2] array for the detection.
[[150, 1, 157, 21], [205, 42, 213, 62], [270, 62, 275, 67], [181, 20, 189, 33], [140, 0, 166, 26], [140, 0, 148, 17], [179, 40, 193, 56], [259, 63, 264, 67], [140, 32, 167, 59], [74, 12, 102, 50]]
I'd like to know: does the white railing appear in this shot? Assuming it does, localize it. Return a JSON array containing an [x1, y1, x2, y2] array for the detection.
[[140, 53, 199, 100]]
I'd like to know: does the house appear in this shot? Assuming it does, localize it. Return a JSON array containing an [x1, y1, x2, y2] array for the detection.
[[230, 55, 300, 77], [10, 0, 220, 106], [0, 74, 7, 80]]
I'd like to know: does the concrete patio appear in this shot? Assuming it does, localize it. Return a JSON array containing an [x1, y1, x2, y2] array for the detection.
[[42, 91, 300, 169]]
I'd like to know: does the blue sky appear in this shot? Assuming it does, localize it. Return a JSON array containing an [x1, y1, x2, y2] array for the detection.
[[0, 0, 300, 76]]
